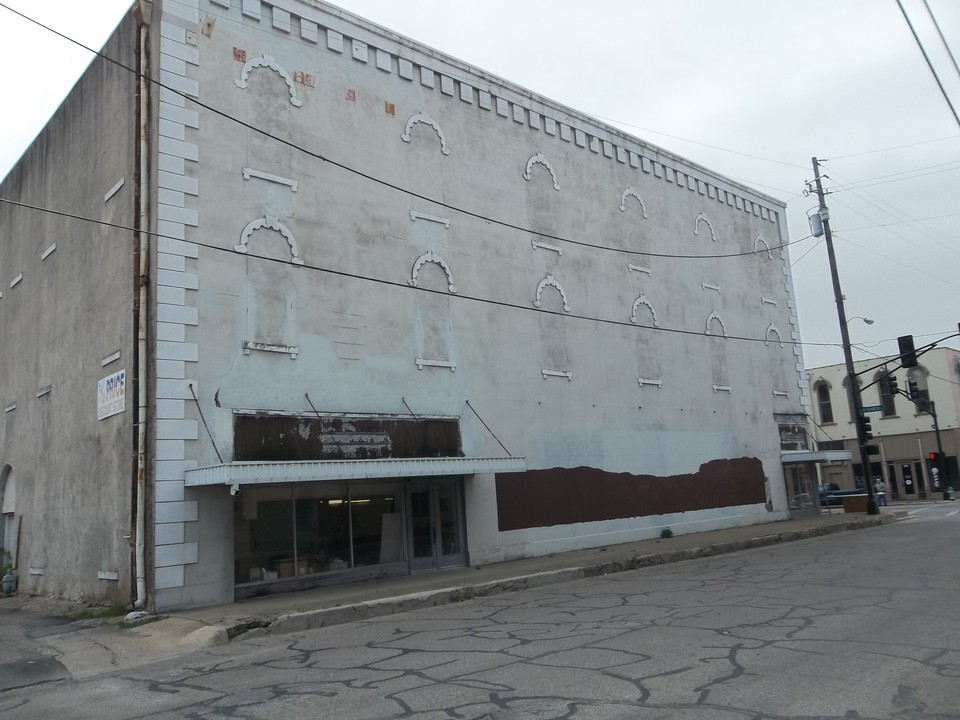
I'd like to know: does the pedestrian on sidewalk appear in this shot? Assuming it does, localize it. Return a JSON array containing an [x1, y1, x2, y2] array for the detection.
[[874, 477, 888, 507]]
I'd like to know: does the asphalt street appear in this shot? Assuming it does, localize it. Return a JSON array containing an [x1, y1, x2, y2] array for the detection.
[[1, 504, 957, 719]]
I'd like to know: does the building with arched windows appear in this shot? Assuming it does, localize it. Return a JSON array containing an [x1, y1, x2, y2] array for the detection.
[[807, 347, 960, 498], [0, 0, 809, 609]]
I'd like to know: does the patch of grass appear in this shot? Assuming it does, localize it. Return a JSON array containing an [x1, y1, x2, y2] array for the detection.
[[118, 615, 162, 630], [227, 620, 268, 640], [70, 603, 128, 620], [660, 527, 674, 539], [450, 584, 477, 603]]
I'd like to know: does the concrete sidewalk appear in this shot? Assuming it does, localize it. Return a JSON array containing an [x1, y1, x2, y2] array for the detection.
[[1, 509, 901, 681], [182, 511, 898, 636]]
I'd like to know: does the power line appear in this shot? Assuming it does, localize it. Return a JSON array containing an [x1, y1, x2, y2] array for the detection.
[[830, 158, 960, 188], [168, 0, 811, 179], [851, 342, 960, 388], [827, 133, 960, 160], [789, 237, 823, 266], [0, 194, 835, 351], [837, 208, 960, 232], [825, 165, 960, 271], [831, 161, 960, 192], [0, 2, 795, 263], [922, 0, 960, 86], [587, 113, 808, 171], [831, 229, 960, 287], [817, 157, 960, 270], [896, 0, 960, 129]]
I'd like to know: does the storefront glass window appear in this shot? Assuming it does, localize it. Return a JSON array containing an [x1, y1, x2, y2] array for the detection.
[[349, 481, 403, 567], [294, 482, 350, 574], [234, 479, 403, 585], [233, 485, 294, 583]]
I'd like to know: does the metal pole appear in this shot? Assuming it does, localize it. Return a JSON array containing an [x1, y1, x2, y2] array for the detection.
[[811, 157, 879, 514], [930, 401, 949, 499]]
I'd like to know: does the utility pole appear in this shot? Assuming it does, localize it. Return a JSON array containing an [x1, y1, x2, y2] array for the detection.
[[810, 157, 879, 515], [930, 401, 949, 499]]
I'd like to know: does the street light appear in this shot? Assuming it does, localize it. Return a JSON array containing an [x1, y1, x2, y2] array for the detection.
[[847, 316, 874, 326]]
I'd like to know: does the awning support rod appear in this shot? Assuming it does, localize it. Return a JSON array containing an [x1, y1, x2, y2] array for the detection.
[[465, 399, 513, 457]]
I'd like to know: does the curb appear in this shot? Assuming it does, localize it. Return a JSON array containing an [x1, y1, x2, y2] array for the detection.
[[233, 514, 895, 640]]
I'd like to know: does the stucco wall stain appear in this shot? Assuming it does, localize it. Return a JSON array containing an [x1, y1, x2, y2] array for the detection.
[[495, 457, 765, 531]]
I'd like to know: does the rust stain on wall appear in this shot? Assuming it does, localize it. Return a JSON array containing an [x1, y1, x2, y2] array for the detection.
[[495, 457, 766, 531]]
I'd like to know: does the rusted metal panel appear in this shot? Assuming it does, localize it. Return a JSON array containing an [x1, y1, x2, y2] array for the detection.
[[495, 457, 766, 531], [234, 415, 461, 461]]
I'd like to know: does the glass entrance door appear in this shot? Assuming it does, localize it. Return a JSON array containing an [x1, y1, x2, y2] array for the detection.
[[406, 477, 465, 571]]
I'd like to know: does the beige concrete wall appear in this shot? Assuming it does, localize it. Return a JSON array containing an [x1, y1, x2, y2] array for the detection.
[[0, 13, 138, 602]]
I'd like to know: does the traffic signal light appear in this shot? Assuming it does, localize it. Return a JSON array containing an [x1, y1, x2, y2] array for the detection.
[[928, 451, 942, 463], [857, 414, 873, 440], [886, 374, 899, 394], [907, 379, 919, 400], [898, 335, 918, 368]]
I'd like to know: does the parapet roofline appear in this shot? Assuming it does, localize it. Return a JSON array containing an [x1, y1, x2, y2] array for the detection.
[[290, 0, 786, 209]]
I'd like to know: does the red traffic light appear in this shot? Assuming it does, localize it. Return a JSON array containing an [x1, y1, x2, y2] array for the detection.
[[929, 452, 937, 461]]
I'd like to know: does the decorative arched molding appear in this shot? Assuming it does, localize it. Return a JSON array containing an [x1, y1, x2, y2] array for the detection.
[[619, 186, 648, 217], [533, 274, 570, 312], [523, 153, 560, 190], [754, 232, 772, 259], [630, 295, 660, 327], [401, 112, 450, 155], [705, 311, 726, 337], [407, 251, 457, 293], [234, 216, 304, 265], [694, 212, 718, 242], [234, 54, 302, 107], [764, 323, 784, 348], [812, 377, 832, 391], [840, 374, 865, 391]]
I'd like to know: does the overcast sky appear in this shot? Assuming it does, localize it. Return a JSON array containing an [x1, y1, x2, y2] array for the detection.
[[2, 0, 958, 370]]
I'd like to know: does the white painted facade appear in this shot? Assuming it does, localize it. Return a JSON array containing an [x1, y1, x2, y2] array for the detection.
[[0, 0, 809, 610]]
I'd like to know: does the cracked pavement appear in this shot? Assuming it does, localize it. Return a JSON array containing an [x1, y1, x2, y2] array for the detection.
[[1, 509, 958, 719]]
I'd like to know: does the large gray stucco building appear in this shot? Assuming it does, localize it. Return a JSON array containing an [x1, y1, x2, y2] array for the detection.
[[0, 0, 809, 610]]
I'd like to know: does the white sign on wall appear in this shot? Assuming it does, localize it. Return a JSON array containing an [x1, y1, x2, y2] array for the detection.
[[97, 369, 126, 420]]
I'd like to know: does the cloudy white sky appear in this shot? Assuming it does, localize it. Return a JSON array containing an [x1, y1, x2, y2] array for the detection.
[[1, 0, 958, 370]]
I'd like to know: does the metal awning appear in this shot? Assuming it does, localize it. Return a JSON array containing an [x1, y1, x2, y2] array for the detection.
[[781, 450, 853, 464], [184, 456, 527, 487]]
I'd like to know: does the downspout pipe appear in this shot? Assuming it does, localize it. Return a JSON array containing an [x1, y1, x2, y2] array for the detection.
[[133, 0, 153, 610]]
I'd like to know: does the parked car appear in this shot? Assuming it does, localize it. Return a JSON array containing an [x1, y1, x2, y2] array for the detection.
[[819, 482, 863, 507]]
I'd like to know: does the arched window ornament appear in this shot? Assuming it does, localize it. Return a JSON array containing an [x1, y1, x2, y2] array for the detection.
[[705, 311, 726, 337], [764, 323, 784, 348], [619, 187, 648, 217], [234, 54, 302, 107], [630, 295, 660, 327], [754, 233, 772, 259], [234, 216, 304, 265], [534, 274, 570, 312], [407, 251, 457, 293], [523, 153, 560, 190], [401, 112, 450, 155], [694, 212, 718, 242]]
